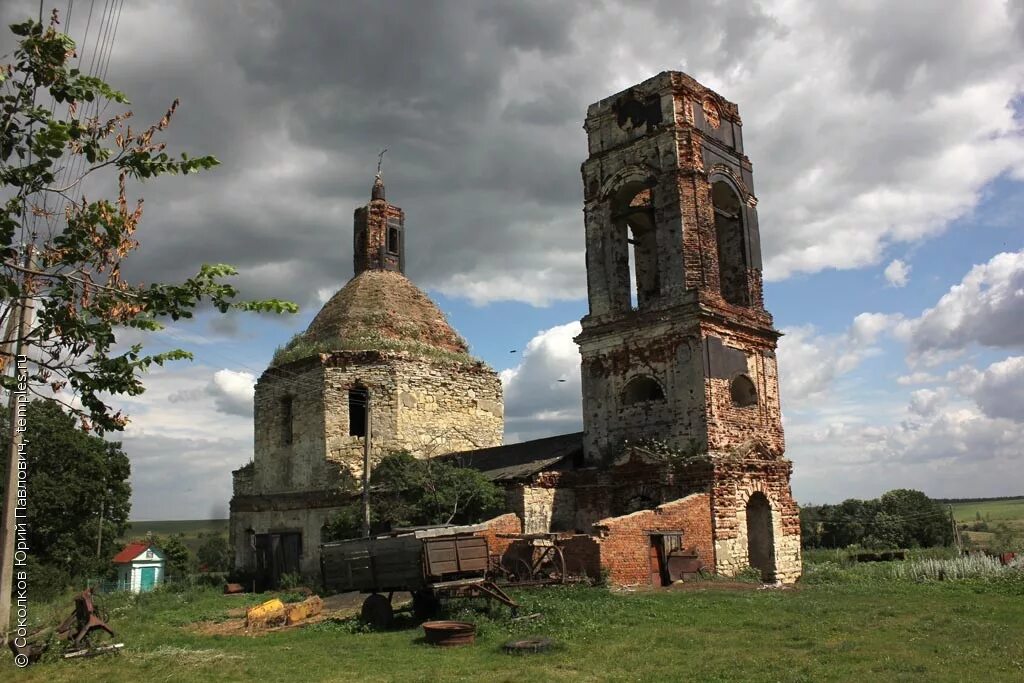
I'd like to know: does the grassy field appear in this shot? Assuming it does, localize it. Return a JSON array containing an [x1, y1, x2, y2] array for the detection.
[[6, 572, 1024, 683], [949, 497, 1024, 524], [120, 520, 229, 554]]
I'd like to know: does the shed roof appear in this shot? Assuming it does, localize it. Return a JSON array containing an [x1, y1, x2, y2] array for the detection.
[[443, 432, 584, 482], [112, 542, 162, 564]]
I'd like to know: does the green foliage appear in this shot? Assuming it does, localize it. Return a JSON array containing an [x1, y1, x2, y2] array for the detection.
[[0, 15, 297, 433], [322, 451, 504, 541], [801, 489, 953, 550], [195, 534, 232, 573], [154, 533, 195, 578], [271, 332, 474, 368], [0, 399, 130, 584]]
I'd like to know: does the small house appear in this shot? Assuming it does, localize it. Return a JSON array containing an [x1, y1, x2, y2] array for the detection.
[[112, 542, 166, 592]]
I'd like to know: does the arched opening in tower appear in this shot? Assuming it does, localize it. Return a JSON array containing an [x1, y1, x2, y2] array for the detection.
[[611, 182, 659, 310], [712, 180, 750, 307], [621, 375, 665, 406], [745, 491, 775, 582], [730, 374, 758, 408]]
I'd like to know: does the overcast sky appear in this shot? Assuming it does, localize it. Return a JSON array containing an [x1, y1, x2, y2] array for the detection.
[[3, 0, 1023, 520]]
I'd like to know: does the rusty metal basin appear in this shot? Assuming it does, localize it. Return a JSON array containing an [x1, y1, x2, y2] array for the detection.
[[422, 620, 476, 647]]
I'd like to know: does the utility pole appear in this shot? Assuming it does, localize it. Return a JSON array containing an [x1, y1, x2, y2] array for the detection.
[[949, 505, 963, 555], [0, 245, 35, 644], [96, 497, 105, 558], [361, 390, 372, 538]]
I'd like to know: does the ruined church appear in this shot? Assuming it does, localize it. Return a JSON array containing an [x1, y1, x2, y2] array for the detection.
[[230, 71, 801, 587]]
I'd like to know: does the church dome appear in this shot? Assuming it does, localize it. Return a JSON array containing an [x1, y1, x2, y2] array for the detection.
[[272, 270, 471, 366]]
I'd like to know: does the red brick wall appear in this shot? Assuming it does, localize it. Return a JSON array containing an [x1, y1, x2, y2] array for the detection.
[[476, 513, 522, 558], [593, 493, 713, 586], [560, 535, 602, 581]]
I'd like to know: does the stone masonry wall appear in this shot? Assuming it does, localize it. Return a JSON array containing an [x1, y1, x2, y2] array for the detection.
[[711, 457, 801, 584], [229, 502, 347, 579], [592, 493, 714, 586], [322, 353, 503, 477]]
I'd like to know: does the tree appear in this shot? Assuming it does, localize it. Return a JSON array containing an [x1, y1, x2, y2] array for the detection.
[[0, 14, 297, 432], [323, 452, 504, 542], [879, 489, 952, 548], [154, 533, 194, 579], [0, 399, 129, 579], [196, 534, 232, 573], [0, 13, 296, 639]]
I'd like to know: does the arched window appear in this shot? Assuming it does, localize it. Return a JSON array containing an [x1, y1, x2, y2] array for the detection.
[[348, 386, 368, 437], [611, 181, 659, 310], [712, 179, 749, 307], [622, 376, 665, 406], [730, 374, 757, 408]]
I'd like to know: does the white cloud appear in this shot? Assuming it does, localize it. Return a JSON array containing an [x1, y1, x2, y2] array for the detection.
[[168, 369, 257, 417], [778, 312, 901, 407], [903, 250, 1024, 360], [500, 321, 583, 442], [884, 259, 911, 287], [949, 355, 1024, 422]]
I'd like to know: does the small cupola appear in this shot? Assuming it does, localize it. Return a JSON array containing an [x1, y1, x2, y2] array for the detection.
[[353, 152, 404, 275]]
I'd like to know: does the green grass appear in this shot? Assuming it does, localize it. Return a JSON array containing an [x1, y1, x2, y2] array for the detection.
[[949, 497, 1024, 524], [7, 576, 1024, 682]]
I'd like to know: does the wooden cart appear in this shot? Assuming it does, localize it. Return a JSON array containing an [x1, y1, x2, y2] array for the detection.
[[320, 524, 518, 628]]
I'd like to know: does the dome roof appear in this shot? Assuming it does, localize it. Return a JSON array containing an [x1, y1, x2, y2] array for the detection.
[[272, 270, 471, 366]]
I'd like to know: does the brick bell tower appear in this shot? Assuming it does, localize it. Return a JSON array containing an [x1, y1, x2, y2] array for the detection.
[[575, 71, 784, 464], [353, 162, 405, 275]]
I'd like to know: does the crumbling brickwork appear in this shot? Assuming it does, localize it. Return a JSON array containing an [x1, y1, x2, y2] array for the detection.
[[476, 512, 522, 559], [568, 71, 799, 584], [593, 494, 714, 586]]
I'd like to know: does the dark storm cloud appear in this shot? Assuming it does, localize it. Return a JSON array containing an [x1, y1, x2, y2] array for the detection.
[[3, 0, 1021, 309]]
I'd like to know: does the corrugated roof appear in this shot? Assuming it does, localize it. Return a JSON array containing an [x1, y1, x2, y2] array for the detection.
[[443, 432, 584, 482]]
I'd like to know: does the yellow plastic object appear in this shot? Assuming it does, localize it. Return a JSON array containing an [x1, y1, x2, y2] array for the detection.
[[245, 598, 286, 628], [285, 596, 324, 625]]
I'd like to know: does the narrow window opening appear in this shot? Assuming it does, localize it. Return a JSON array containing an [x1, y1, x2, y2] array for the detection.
[[712, 179, 749, 307], [349, 387, 368, 437], [387, 227, 399, 254], [281, 396, 293, 446], [622, 376, 665, 406], [730, 374, 758, 408]]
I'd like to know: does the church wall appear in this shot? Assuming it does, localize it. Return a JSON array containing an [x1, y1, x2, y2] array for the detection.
[[711, 459, 801, 584], [321, 355, 503, 476], [252, 364, 347, 494], [579, 324, 709, 463], [229, 502, 347, 579]]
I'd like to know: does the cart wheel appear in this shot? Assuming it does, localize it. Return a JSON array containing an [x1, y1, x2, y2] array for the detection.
[[361, 593, 394, 629], [412, 590, 441, 621]]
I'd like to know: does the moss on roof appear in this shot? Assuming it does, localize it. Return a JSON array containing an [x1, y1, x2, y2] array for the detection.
[[271, 270, 476, 367]]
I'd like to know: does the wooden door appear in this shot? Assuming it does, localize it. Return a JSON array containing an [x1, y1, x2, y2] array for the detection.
[[648, 539, 665, 586], [140, 566, 157, 592]]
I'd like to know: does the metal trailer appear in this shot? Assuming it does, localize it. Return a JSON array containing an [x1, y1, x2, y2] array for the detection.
[[320, 523, 518, 628]]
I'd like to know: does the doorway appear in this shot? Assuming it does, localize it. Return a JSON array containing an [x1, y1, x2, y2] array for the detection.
[[253, 531, 302, 590], [647, 533, 683, 586], [746, 493, 775, 582]]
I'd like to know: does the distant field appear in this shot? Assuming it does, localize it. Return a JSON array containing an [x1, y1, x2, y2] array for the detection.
[[948, 497, 1024, 524], [121, 519, 229, 553]]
